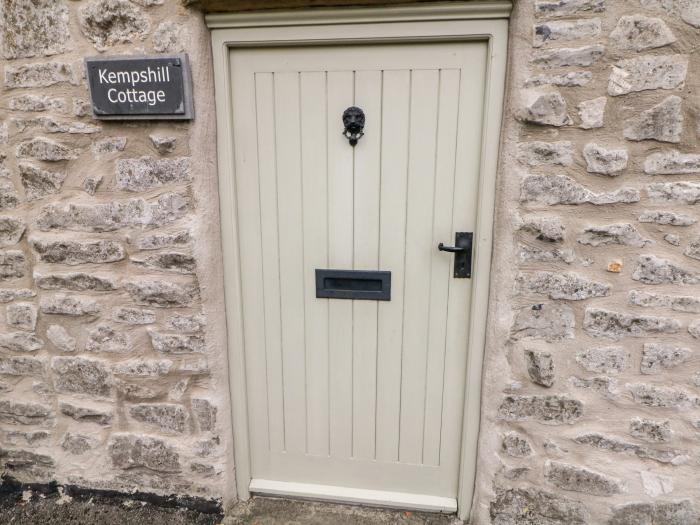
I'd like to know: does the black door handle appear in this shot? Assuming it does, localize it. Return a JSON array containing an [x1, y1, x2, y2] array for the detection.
[[438, 232, 473, 278]]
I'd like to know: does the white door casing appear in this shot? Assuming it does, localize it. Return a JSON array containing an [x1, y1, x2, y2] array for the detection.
[[208, 4, 509, 520]]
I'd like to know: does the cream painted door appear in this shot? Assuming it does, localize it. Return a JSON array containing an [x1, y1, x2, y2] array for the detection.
[[229, 41, 487, 508]]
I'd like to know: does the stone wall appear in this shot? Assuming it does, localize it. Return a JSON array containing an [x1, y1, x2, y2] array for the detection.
[[0, 0, 234, 508], [477, 0, 700, 523]]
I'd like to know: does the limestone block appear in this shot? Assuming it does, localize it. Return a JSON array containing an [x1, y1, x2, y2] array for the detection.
[[518, 215, 565, 242], [149, 331, 205, 354], [627, 383, 694, 409], [535, 0, 604, 17], [630, 417, 672, 443], [0, 251, 27, 281], [0, 332, 43, 353], [86, 324, 131, 354], [531, 45, 604, 68], [0, 217, 25, 247], [641, 0, 700, 28], [582, 144, 628, 175], [576, 346, 629, 374], [109, 434, 180, 472], [574, 433, 687, 464], [125, 280, 199, 308], [13, 117, 101, 135], [153, 21, 185, 53], [578, 223, 648, 247], [624, 96, 683, 143], [166, 314, 205, 332], [545, 461, 624, 496], [16, 138, 77, 161], [638, 210, 696, 226], [502, 432, 533, 457], [577, 96, 606, 129], [149, 135, 177, 154], [648, 181, 700, 204], [46, 325, 77, 353], [31, 238, 125, 265], [610, 15, 676, 51], [569, 376, 617, 398], [533, 19, 601, 47], [629, 290, 700, 313], [35, 272, 118, 292], [129, 403, 188, 433], [517, 90, 572, 127], [640, 471, 674, 498], [51, 356, 112, 397], [489, 488, 588, 525], [0, 289, 34, 303], [82, 176, 103, 196], [132, 231, 191, 251], [4, 431, 50, 446], [59, 402, 113, 425], [521, 175, 639, 205], [0, 356, 44, 376], [641, 343, 691, 374], [40, 294, 100, 316], [498, 395, 583, 424], [0, 0, 70, 59], [517, 141, 573, 167], [7, 303, 37, 331], [583, 308, 680, 339], [524, 349, 555, 387], [4, 62, 78, 89], [0, 180, 20, 211], [79, 0, 150, 51], [524, 71, 592, 88], [632, 254, 700, 284], [609, 55, 688, 96], [685, 237, 700, 260], [645, 150, 700, 175], [132, 252, 197, 274], [511, 303, 575, 341], [9, 95, 67, 113], [517, 271, 610, 300], [112, 359, 172, 378], [0, 400, 53, 425], [116, 157, 191, 192], [92, 137, 127, 156], [665, 233, 681, 246], [61, 433, 97, 455], [18, 164, 66, 201], [112, 307, 156, 325], [0, 448, 55, 481], [518, 245, 575, 264], [191, 398, 216, 431]]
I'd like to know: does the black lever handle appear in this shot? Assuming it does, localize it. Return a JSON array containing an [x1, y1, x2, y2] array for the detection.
[[438, 243, 465, 253], [438, 232, 473, 278]]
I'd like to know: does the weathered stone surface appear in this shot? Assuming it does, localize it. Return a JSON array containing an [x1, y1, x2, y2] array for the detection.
[[498, 395, 583, 424], [3, 431, 50, 446], [638, 210, 696, 226], [511, 303, 575, 341], [570, 376, 617, 397], [535, 0, 604, 16], [129, 404, 188, 433], [132, 231, 190, 251], [624, 96, 683, 143], [0, 289, 34, 303], [112, 359, 172, 378], [18, 164, 66, 201], [628, 383, 694, 409], [584, 308, 680, 339], [517, 271, 610, 300], [79, 0, 150, 51], [688, 319, 700, 339], [149, 331, 205, 354], [609, 55, 688, 96], [490, 487, 588, 525], [92, 137, 127, 157], [645, 151, 700, 175], [574, 433, 687, 465], [578, 96, 606, 129], [191, 398, 216, 432], [629, 290, 700, 313], [578, 224, 648, 247], [518, 244, 575, 265], [112, 307, 156, 325], [576, 346, 629, 374], [35, 272, 118, 292], [46, 325, 77, 353], [37, 193, 191, 232], [532, 45, 604, 68], [0, 332, 43, 353], [630, 417, 672, 443], [609, 500, 698, 525], [9, 95, 67, 113], [583, 144, 628, 175], [517, 90, 572, 126], [125, 280, 199, 308], [0, 217, 25, 248], [7, 303, 37, 331], [132, 252, 196, 274], [533, 19, 601, 47], [0, 448, 55, 480], [116, 157, 190, 192], [641, 0, 700, 28], [31, 238, 125, 265], [0, 356, 44, 376], [153, 21, 184, 53], [166, 314, 205, 332], [665, 233, 678, 248], [86, 325, 131, 354], [40, 295, 100, 316], [648, 181, 700, 204], [0, 180, 20, 211], [517, 141, 573, 167], [16, 138, 77, 161], [4, 62, 77, 89], [518, 216, 564, 242], [109, 434, 180, 472], [502, 431, 533, 457], [610, 15, 676, 51], [115, 380, 161, 401], [545, 461, 623, 496], [684, 237, 700, 261], [521, 175, 639, 205], [0, 0, 70, 59], [61, 433, 97, 455], [524, 71, 592, 88], [59, 402, 112, 425], [13, 117, 101, 135], [82, 175, 103, 196], [149, 136, 177, 154], [52, 357, 112, 397], [0, 400, 52, 425], [640, 471, 674, 498], [632, 254, 700, 284], [0, 250, 27, 281], [524, 349, 555, 387]]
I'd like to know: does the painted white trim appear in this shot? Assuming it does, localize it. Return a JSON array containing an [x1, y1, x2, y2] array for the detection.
[[209, 5, 510, 521], [250, 479, 458, 513]]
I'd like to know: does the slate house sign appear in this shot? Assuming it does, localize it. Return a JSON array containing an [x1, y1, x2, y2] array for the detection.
[[85, 54, 194, 120]]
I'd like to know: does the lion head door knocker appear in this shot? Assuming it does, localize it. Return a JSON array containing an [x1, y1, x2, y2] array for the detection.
[[342, 106, 365, 147]]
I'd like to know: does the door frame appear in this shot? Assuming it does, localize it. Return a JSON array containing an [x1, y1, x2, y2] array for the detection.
[[206, 3, 510, 520]]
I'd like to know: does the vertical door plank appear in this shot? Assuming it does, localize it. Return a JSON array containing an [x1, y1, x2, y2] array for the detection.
[[375, 69, 411, 463], [399, 69, 440, 465], [352, 70, 382, 460], [274, 72, 307, 454], [300, 71, 330, 457], [327, 71, 355, 459], [422, 69, 461, 466]]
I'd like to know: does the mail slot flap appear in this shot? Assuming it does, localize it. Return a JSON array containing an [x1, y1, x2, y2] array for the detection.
[[315, 269, 391, 301]]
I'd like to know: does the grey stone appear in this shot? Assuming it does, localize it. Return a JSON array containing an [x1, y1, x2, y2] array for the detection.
[[518, 216, 564, 242], [115, 380, 161, 401], [92, 137, 127, 156], [630, 417, 672, 443], [116, 157, 190, 192], [0, 400, 52, 425], [578, 97, 606, 129], [190, 462, 216, 478], [0, 448, 55, 481], [3, 431, 50, 446], [574, 433, 687, 465], [632, 254, 700, 284], [609, 55, 688, 96], [524, 71, 592, 88], [517, 271, 610, 300], [86, 324, 131, 354], [498, 395, 583, 425], [0, 250, 27, 281], [79, 0, 150, 51], [82, 175, 103, 196], [511, 303, 575, 342], [533, 19, 601, 47], [584, 308, 680, 339], [149, 331, 205, 354], [112, 307, 156, 325], [149, 135, 177, 154], [35, 272, 118, 292], [502, 431, 533, 457], [517, 90, 572, 126], [13, 117, 101, 135], [638, 210, 696, 226], [648, 181, 700, 204], [518, 244, 575, 265], [4, 62, 77, 89], [629, 289, 700, 313], [583, 144, 628, 175], [576, 346, 629, 374], [521, 175, 640, 205], [132, 252, 197, 274], [517, 141, 573, 167], [524, 349, 555, 387], [641, 0, 700, 28], [37, 193, 191, 232], [0, 180, 20, 211], [18, 163, 66, 201], [609, 500, 698, 525], [73, 98, 91, 118], [610, 15, 676, 51], [0, 356, 44, 376], [645, 151, 700, 175], [627, 383, 694, 409], [132, 230, 190, 251], [59, 402, 112, 425], [46, 325, 76, 353], [532, 45, 604, 68], [0, 289, 34, 303], [665, 233, 681, 246], [578, 224, 648, 247], [166, 314, 205, 332], [109, 434, 180, 472], [31, 238, 125, 265], [490, 487, 588, 525], [683, 237, 700, 261], [51, 356, 112, 397], [0, 0, 70, 59], [129, 404, 188, 433], [7, 303, 37, 331], [16, 137, 77, 161], [0, 332, 43, 353], [570, 376, 617, 398], [624, 96, 683, 143], [535, 0, 604, 17], [40, 294, 101, 316], [153, 21, 185, 53], [9, 95, 67, 113], [688, 319, 700, 339], [545, 460, 624, 496], [0, 217, 25, 248], [125, 280, 199, 308], [112, 359, 172, 378], [191, 398, 216, 432], [61, 433, 97, 455], [194, 437, 219, 458]]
